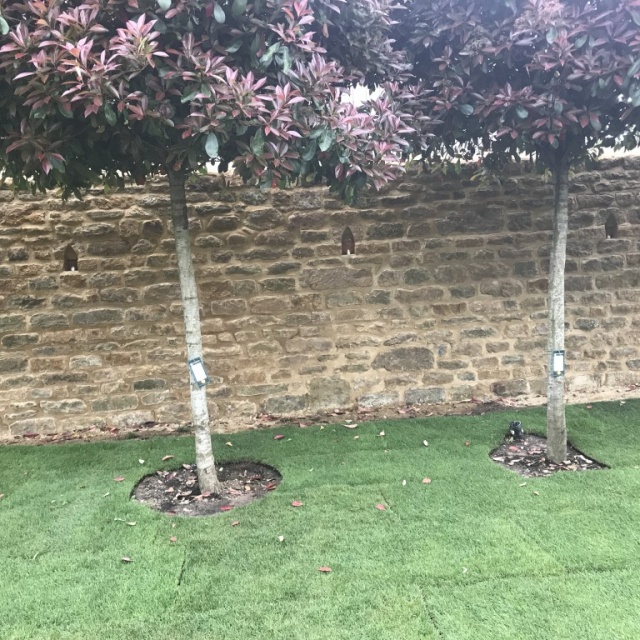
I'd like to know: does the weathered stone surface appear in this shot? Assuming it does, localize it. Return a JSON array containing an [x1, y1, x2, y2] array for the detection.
[[300, 267, 373, 290], [10, 417, 57, 435], [358, 391, 399, 409], [1, 333, 39, 348], [41, 399, 87, 414], [72, 309, 124, 325], [0, 357, 28, 373], [0, 315, 26, 333], [262, 394, 308, 414], [308, 377, 352, 410], [404, 387, 446, 405], [91, 395, 139, 412], [372, 347, 434, 371]]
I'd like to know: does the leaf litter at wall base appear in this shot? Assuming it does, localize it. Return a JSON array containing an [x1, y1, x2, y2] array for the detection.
[[132, 461, 281, 516], [489, 434, 607, 477]]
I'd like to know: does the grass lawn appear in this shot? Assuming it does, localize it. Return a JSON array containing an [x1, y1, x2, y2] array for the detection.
[[2, 400, 640, 639]]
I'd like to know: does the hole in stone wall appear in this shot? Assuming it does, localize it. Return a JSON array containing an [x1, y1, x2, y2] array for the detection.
[[341, 226, 355, 255], [63, 245, 78, 271], [605, 212, 618, 239]]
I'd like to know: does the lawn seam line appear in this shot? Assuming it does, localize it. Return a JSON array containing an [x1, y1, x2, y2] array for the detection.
[[176, 551, 187, 587], [419, 588, 445, 639]]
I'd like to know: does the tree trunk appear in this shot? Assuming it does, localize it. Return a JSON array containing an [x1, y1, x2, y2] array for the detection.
[[546, 160, 570, 463], [168, 168, 223, 495]]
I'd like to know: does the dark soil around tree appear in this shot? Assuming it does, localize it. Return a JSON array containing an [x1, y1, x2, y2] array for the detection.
[[490, 433, 607, 477], [132, 461, 282, 516]]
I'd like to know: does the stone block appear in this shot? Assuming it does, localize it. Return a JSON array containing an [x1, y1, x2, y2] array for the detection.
[[358, 391, 399, 409], [72, 309, 124, 325], [491, 379, 529, 396], [69, 356, 103, 369], [404, 387, 445, 405], [373, 347, 434, 371], [262, 394, 308, 414], [1, 333, 38, 348], [10, 417, 57, 435], [308, 377, 352, 410], [0, 357, 28, 373], [236, 384, 288, 397], [300, 267, 373, 290], [41, 399, 87, 414], [91, 395, 139, 412]]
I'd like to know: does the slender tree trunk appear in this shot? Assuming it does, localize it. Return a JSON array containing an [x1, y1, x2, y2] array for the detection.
[[168, 168, 223, 495], [546, 160, 570, 463]]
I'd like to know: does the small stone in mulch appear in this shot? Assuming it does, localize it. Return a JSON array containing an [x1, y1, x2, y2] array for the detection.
[[489, 434, 607, 477], [132, 461, 281, 516]]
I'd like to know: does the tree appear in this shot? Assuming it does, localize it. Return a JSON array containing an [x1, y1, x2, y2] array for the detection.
[[393, 0, 640, 462], [0, 0, 413, 492]]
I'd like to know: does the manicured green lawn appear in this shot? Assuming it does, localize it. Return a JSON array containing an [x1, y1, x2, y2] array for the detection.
[[2, 400, 640, 639]]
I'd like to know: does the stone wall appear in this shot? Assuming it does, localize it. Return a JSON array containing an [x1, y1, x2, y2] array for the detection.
[[2, 157, 640, 436]]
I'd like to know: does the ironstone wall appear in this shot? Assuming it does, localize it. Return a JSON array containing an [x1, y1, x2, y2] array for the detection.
[[2, 157, 640, 436]]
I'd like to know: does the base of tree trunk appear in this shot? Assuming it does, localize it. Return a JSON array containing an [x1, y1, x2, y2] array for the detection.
[[133, 461, 282, 517], [490, 433, 607, 478]]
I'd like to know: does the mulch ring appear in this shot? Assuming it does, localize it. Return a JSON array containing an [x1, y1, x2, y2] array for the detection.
[[490, 434, 608, 477], [132, 460, 282, 517]]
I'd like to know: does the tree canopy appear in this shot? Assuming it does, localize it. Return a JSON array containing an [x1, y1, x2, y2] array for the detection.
[[394, 0, 640, 171], [0, 0, 412, 200]]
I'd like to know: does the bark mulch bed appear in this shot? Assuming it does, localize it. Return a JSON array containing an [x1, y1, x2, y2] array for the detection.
[[490, 433, 607, 477], [132, 460, 281, 517]]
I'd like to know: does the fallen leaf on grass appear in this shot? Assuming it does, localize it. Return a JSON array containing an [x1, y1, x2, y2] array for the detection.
[[464, 441, 471, 446], [533, 491, 540, 496], [225, 442, 233, 447], [353, 435, 360, 439], [138, 459, 145, 465], [102, 492, 110, 497], [299, 423, 308, 428], [170, 536, 177, 543], [0, 493, 4, 500], [278, 535, 285, 542], [422, 477, 432, 484], [586, 405, 592, 409], [375, 504, 386, 511], [317, 566, 332, 573], [121, 557, 133, 563], [378, 431, 385, 437], [274, 434, 285, 440], [462, 567, 468, 574], [265, 482, 278, 491], [343, 423, 358, 429], [162, 455, 174, 462], [519, 482, 527, 487], [220, 505, 233, 512], [423, 440, 429, 447], [231, 520, 240, 527], [114, 476, 125, 482], [402, 479, 407, 486], [291, 501, 304, 507]]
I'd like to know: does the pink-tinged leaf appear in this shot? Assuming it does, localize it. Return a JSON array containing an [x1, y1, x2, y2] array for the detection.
[[231, 520, 240, 526], [422, 477, 432, 484], [586, 405, 592, 409], [162, 455, 174, 461], [220, 505, 233, 512], [170, 536, 177, 543], [274, 434, 285, 440], [291, 500, 304, 507], [114, 476, 125, 482], [318, 566, 332, 573], [464, 441, 471, 446], [375, 503, 386, 511], [121, 556, 133, 563], [579, 114, 590, 128], [265, 482, 278, 491]]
